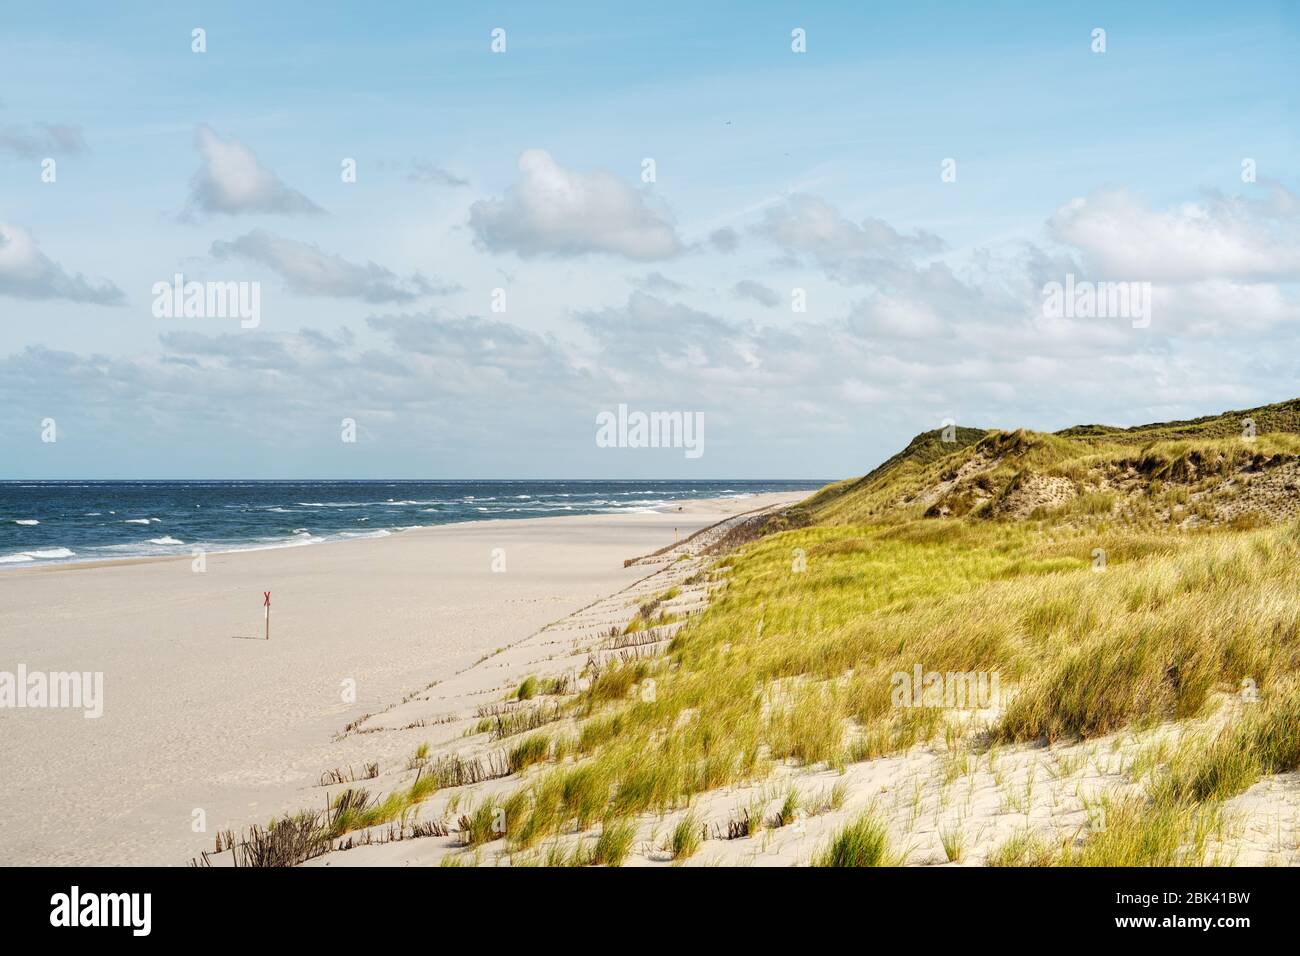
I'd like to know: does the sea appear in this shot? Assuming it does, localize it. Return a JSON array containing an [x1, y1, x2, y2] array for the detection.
[[0, 479, 825, 569]]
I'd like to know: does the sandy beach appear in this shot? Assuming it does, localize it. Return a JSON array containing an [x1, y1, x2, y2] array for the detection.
[[0, 492, 804, 866]]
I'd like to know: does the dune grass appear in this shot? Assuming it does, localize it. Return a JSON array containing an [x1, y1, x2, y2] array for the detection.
[[1150, 680, 1300, 804], [668, 811, 702, 861], [1058, 795, 1227, 867], [482, 508, 1300, 857], [587, 820, 636, 866], [314, 507, 1299, 866], [265, 403, 1300, 866], [814, 811, 896, 867]]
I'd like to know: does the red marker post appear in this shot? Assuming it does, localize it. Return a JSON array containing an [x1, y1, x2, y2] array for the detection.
[[263, 591, 271, 640]]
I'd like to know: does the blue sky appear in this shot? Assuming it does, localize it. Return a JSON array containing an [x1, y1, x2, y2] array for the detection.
[[2, 1, 1298, 478]]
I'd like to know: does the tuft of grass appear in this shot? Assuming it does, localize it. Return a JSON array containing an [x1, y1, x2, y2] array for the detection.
[[506, 734, 551, 775], [772, 786, 800, 828], [814, 811, 895, 867], [459, 799, 503, 847], [587, 820, 636, 866], [1060, 795, 1224, 867], [1151, 684, 1300, 804], [669, 811, 702, 861], [517, 676, 538, 701], [986, 829, 1058, 867], [939, 821, 965, 863]]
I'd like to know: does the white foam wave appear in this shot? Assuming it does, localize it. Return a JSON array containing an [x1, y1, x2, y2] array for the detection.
[[0, 547, 76, 563]]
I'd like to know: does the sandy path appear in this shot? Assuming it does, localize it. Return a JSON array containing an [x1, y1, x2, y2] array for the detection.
[[0, 493, 803, 866]]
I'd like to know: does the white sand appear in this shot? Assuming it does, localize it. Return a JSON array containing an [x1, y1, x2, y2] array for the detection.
[[0, 493, 803, 866]]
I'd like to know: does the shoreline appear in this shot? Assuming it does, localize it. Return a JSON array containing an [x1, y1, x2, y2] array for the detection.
[[0, 489, 814, 576], [0, 491, 805, 865]]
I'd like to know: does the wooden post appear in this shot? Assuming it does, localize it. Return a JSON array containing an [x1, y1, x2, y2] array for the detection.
[[263, 591, 271, 640]]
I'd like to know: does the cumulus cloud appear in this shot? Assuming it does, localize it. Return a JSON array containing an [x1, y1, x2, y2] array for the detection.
[[209, 229, 456, 302], [1049, 186, 1300, 283], [185, 125, 323, 218], [576, 292, 795, 384], [469, 149, 682, 260], [0, 123, 87, 157], [0, 315, 597, 473], [6, 174, 1299, 478], [0, 222, 124, 304], [365, 310, 573, 379], [756, 195, 946, 279], [2, 278, 1294, 478], [732, 279, 781, 307]]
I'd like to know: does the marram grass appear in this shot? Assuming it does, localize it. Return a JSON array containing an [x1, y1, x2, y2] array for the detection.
[[495, 511, 1300, 854]]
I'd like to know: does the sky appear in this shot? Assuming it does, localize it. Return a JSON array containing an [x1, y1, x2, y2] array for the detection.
[[1, 1, 1297, 479]]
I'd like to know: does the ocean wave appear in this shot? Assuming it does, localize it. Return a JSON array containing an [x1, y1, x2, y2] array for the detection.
[[123, 518, 161, 525], [221, 534, 325, 555], [296, 501, 398, 508], [13, 519, 40, 525], [148, 536, 184, 545], [0, 547, 76, 563]]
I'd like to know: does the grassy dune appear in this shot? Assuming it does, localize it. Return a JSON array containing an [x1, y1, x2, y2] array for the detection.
[[486, 399, 1300, 863], [214, 400, 1300, 866]]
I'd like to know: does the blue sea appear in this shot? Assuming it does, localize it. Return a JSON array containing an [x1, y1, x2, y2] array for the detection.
[[0, 480, 824, 569]]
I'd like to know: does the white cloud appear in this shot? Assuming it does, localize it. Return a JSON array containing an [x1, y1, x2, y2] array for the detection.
[[755, 195, 946, 278], [1048, 186, 1300, 283], [469, 149, 682, 260], [185, 125, 322, 218], [209, 229, 456, 302], [0, 222, 124, 304]]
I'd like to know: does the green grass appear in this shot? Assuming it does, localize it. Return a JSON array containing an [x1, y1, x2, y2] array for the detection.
[[492, 510, 1300, 852], [507, 734, 551, 775], [773, 787, 800, 828], [669, 811, 701, 861], [1151, 681, 1300, 804], [587, 820, 636, 866], [1059, 795, 1225, 867], [814, 811, 896, 867], [939, 821, 965, 863]]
